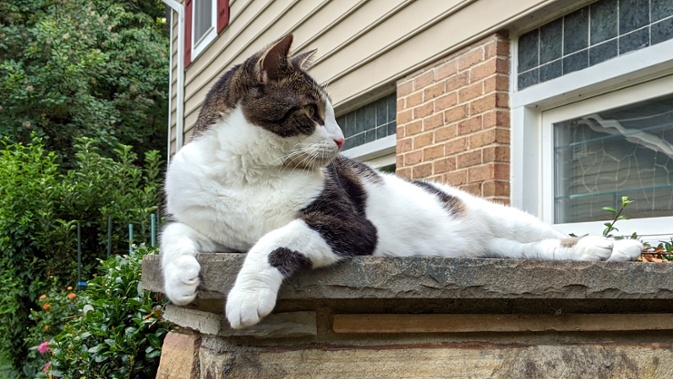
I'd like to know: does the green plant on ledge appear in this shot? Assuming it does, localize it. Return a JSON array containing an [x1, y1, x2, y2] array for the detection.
[[602, 195, 635, 238]]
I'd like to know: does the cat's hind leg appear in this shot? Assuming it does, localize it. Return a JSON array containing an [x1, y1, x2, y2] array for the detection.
[[485, 235, 641, 261], [160, 222, 223, 305]]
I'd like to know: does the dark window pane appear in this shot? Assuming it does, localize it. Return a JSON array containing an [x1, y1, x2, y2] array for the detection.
[[564, 8, 589, 54], [652, 0, 673, 22], [589, 40, 618, 65], [346, 113, 356, 138], [387, 122, 397, 137], [355, 108, 366, 134], [619, 0, 649, 34], [376, 126, 388, 139], [518, 30, 539, 71], [363, 103, 375, 131], [539, 60, 563, 82], [365, 130, 376, 143], [375, 97, 388, 126], [353, 132, 365, 147], [387, 94, 396, 122], [590, 0, 618, 45], [652, 18, 673, 45], [518, 69, 539, 89], [563, 50, 588, 74], [619, 28, 649, 54], [540, 18, 563, 63]]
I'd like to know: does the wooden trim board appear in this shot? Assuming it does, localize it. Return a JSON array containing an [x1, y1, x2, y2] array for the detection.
[[332, 314, 673, 333]]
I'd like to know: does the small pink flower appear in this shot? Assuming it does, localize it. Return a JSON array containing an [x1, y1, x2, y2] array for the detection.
[[43, 362, 51, 373], [38, 341, 50, 354]]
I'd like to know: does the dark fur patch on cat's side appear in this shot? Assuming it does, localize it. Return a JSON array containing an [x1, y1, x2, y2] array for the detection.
[[191, 35, 329, 140], [301, 157, 378, 257], [412, 180, 466, 217], [268, 247, 312, 276], [560, 237, 581, 248]]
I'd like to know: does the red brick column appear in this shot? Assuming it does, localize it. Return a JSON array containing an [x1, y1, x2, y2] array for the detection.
[[396, 32, 510, 203]]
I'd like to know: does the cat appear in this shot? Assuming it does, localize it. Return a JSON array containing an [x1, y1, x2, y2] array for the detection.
[[160, 35, 643, 329]]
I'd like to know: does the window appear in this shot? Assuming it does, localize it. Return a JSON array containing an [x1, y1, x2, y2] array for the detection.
[[545, 89, 673, 226], [511, 2, 673, 242], [517, 0, 673, 90], [184, 0, 230, 67], [337, 93, 397, 168]]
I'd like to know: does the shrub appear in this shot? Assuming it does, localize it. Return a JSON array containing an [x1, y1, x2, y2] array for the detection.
[[28, 246, 170, 379], [0, 136, 162, 375], [0, 0, 169, 162]]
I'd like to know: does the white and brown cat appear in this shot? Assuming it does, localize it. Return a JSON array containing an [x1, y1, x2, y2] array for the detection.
[[160, 35, 642, 329]]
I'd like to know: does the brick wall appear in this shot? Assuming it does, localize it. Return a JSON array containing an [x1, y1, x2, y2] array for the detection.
[[396, 32, 511, 203]]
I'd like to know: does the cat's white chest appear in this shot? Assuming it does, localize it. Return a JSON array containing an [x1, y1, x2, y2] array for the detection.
[[165, 143, 324, 252], [211, 178, 322, 250]]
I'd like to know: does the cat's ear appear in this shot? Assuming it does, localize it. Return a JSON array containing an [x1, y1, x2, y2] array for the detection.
[[256, 34, 293, 83], [291, 49, 317, 70]]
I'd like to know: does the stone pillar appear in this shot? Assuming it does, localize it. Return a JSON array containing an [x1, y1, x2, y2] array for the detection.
[[155, 332, 201, 379], [396, 32, 510, 203]]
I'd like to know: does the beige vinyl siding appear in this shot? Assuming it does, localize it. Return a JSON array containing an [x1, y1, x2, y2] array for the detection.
[[176, 0, 566, 143]]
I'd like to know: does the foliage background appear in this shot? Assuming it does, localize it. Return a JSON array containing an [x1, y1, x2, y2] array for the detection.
[[0, 0, 170, 375], [0, 0, 169, 164]]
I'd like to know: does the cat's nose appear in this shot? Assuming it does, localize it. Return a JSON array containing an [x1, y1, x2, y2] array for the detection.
[[334, 137, 345, 149]]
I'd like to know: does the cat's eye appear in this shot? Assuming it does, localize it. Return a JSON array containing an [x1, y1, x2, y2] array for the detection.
[[303, 105, 316, 118]]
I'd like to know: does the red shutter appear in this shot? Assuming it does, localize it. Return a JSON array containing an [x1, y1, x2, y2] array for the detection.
[[184, 0, 193, 68], [217, 0, 230, 33]]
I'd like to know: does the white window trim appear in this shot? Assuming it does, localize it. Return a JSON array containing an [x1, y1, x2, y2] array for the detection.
[[510, 38, 673, 240], [191, 0, 217, 61], [341, 135, 396, 168]]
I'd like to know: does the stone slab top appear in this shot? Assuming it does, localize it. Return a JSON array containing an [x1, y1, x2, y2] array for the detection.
[[143, 253, 673, 314]]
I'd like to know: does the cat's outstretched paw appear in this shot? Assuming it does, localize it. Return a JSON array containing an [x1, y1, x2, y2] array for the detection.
[[226, 280, 278, 329], [571, 236, 614, 261], [607, 239, 643, 261], [163, 255, 201, 305]]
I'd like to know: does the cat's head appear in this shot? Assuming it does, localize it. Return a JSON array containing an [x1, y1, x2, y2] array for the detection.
[[194, 35, 345, 170]]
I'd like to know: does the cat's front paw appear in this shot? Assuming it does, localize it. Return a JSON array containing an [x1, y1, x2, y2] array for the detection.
[[163, 255, 201, 305], [571, 236, 614, 261], [226, 280, 278, 329], [607, 239, 643, 261]]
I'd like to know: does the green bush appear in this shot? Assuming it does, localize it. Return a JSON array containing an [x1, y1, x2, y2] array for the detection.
[[27, 246, 170, 379], [0, 136, 162, 375]]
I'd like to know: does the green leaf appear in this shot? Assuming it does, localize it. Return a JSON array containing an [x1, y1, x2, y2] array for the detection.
[[602, 207, 617, 214]]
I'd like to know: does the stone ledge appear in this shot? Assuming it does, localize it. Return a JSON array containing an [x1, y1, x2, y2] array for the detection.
[[143, 254, 673, 318], [143, 254, 673, 302]]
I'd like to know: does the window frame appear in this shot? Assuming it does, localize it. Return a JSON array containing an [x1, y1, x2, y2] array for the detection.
[[510, 37, 673, 240]]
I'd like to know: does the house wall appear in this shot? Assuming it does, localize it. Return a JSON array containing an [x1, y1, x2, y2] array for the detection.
[[171, 0, 573, 153]]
